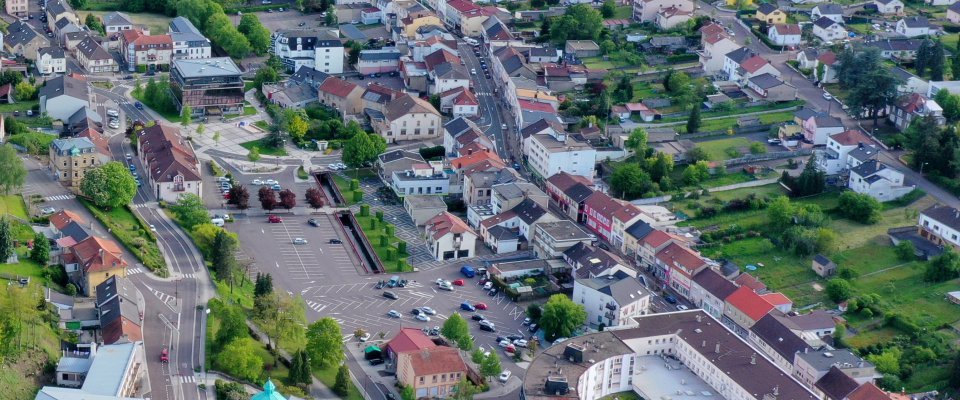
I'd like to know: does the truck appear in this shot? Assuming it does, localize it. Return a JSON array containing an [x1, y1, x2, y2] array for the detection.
[[460, 265, 475, 278]]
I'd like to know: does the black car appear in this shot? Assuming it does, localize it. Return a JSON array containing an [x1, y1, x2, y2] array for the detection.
[[496, 336, 507, 343], [664, 294, 678, 304], [598, 242, 610, 250], [383, 291, 399, 300], [374, 280, 385, 289], [398, 279, 408, 287], [471, 314, 485, 321], [411, 308, 422, 315], [308, 218, 320, 227], [369, 358, 385, 366], [488, 289, 497, 296], [329, 238, 342, 244], [479, 324, 495, 332], [528, 323, 538, 333], [507, 334, 524, 341]]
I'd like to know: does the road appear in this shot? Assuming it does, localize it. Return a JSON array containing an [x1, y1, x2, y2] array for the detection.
[[458, 41, 517, 163]]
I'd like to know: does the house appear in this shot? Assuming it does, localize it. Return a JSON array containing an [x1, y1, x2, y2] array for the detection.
[[443, 117, 490, 156], [375, 94, 442, 143], [864, 38, 924, 60], [573, 272, 651, 329], [76, 37, 119, 73], [170, 57, 244, 116], [377, 149, 425, 182], [723, 48, 780, 83], [656, 242, 708, 299], [811, 4, 843, 23], [491, 181, 547, 214], [290, 65, 331, 90], [482, 16, 517, 47], [801, 113, 844, 145], [168, 17, 212, 60], [813, 367, 860, 400], [271, 30, 344, 74], [848, 160, 915, 202], [564, 242, 634, 279], [949, 2, 960, 24], [896, 16, 931, 37], [55, 19, 83, 43], [610, 204, 648, 253], [361, 7, 383, 24], [776, 310, 837, 341], [749, 314, 812, 372], [689, 268, 738, 319], [564, 40, 600, 58], [796, 48, 823, 69], [392, 162, 450, 196], [102, 11, 134, 33], [545, 172, 594, 222], [813, 17, 848, 42], [532, 220, 594, 259], [761, 292, 793, 314], [95, 276, 142, 345], [39, 75, 90, 122], [40, 341, 146, 399], [768, 24, 802, 46], [400, 12, 444, 40], [138, 124, 203, 203], [875, 0, 904, 14], [639, 229, 676, 275], [358, 49, 403, 74], [888, 93, 944, 131], [49, 137, 110, 191], [120, 30, 173, 72], [793, 349, 879, 387], [4, 20, 50, 59], [63, 236, 128, 296], [633, 0, 695, 23], [524, 129, 596, 179], [918, 205, 960, 250], [37, 47, 67, 75], [318, 77, 364, 115], [424, 212, 477, 261], [583, 192, 625, 242], [262, 83, 317, 109], [756, 3, 787, 24], [817, 129, 875, 175], [698, 24, 742, 75], [746, 73, 797, 101], [6, 0, 27, 17], [723, 286, 775, 332], [439, 87, 479, 118], [385, 327, 437, 362], [404, 195, 448, 226], [396, 346, 470, 399], [655, 6, 692, 30], [429, 62, 471, 95], [479, 199, 557, 253]]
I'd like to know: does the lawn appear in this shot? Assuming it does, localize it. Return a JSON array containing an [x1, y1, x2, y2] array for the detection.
[[0, 195, 28, 219], [599, 391, 644, 400], [581, 57, 616, 70], [131, 90, 182, 123], [693, 137, 752, 161], [354, 213, 409, 272], [243, 106, 257, 116], [240, 139, 288, 156], [331, 175, 357, 206], [253, 120, 270, 130], [613, 5, 633, 19], [80, 11, 172, 35], [313, 365, 363, 400], [633, 82, 663, 100], [79, 199, 167, 276], [0, 100, 37, 113]]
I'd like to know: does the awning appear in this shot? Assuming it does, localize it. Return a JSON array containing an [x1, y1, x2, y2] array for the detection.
[[364, 346, 382, 354]]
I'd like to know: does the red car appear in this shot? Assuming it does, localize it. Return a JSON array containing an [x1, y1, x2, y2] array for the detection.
[[452, 279, 465, 286], [268, 215, 283, 223], [222, 192, 231, 199], [474, 302, 488, 310], [160, 348, 169, 363]]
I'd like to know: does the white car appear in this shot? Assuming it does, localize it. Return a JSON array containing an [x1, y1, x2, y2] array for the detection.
[[149, 224, 157, 232], [108, 120, 120, 129], [438, 282, 454, 291], [498, 340, 511, 348], [483, 282, 493, 290], [336, 163, 347, 170], [677, 304, 689, 311], [360, 332, 371, 342], [252, 179, 264, 185], [513, 339, 528, 348], [435, 278, 445, 285], [471, 68, 477, 75], [822, 92, 833, 100], [416, 314, 431, 322], [216, 177, 231, 183], [328, 163, 338, 170], [499, 370, 512, 382], [265, 179, 279, 185], [107, 108, 119, 117], [420, 306, 437, 315], [387, 310, 401, 318], [479, 320, 494, 328], [293, 238, 308, 245]]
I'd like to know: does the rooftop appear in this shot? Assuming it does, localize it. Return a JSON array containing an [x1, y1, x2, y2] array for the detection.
[[172, 57, 241, 78], [80, 342, 139, 396], [536, 220, 593, 242]]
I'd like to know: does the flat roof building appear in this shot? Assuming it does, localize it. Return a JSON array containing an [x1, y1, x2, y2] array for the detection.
[[169, 57, 244, 116]]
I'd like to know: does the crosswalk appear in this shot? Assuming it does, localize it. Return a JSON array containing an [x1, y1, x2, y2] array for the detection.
[[181, 273, 195, 279], [45, 194, 76, 201], [475, 92, 494, 96], [180, 375, 196, 384], [130, 203, 150, 209], [306, 300, 327, 313], [127, 267, 144, 275]]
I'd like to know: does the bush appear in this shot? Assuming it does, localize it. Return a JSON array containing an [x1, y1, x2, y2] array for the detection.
[[837, 191, 882, 224], [826, 279, 854, 303], [894, 240, 916, 261]]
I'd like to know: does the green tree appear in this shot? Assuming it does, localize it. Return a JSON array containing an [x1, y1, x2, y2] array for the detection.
[[837, 191, 881, 224], [916, 39, 932, 77], [248, 146, 261, 163], [342, 130, 386, 168], [215, 301, 249, 348], [686, 104, 701, 133], [85, 14, 105, 35], [30, 232, 49, 265], [749, 142, 766, 154], [210, 230, 239, 287], [253, 66, 279, 91], [526, 303, 542, 320], [306, 317, 345, 368], [540, 294, 587, 341], [449, 378, 479, 400], [80, 162, 137, 209], [930, 39, 946, 81], [895, 240, 916, 261], [682, 161, 710, 185], [288, 114, 310, 142], [333, 364, 350, 396], [539, 17, 553, 41], [867, 347, 902, 375], [215, 339, 264, 382], [255, 292, 307, 353], [480, 352, 502, 378], [196, 123, 206, 136], [237, 14, 272, 55], [647, 152, 674, 182], [826, 279, 853, 303], [254, 273, 274, 297], [441, 313, 474, 350], [685, 146, 709, 162], [550, 4, 603, 44], [767, 195, 793, 228], [169, 194, 208, 230], [401, 386, 415, 400], [624, 128, 648, 156], [925, 249, 960, 283], [0, 145, 26, 195], [610, 163, 654, 199], [346, 40, 363, 65], [13, 81, 36, 102], [600, 0, 615, 17], [0, 218, 12, 263], [181, 105, 192, 127]]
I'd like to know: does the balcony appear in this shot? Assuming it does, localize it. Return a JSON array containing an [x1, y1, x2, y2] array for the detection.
[[605, 302, 617, 311], [604, 310, 616, 320]]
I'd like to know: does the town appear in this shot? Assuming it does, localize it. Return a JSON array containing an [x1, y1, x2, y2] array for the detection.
[[0, 0, 959, 398]]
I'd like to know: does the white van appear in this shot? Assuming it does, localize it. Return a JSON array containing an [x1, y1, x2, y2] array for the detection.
[[210, 218, 225, 227]]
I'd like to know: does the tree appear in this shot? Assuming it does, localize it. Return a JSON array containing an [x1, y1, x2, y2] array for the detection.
[[254, 273, 274, 297], [837, 191, 882, 224], [401, 386, 416, 400], [333, 364, 350, 396], [610, 163, 654, 199], [931, 39, 946, 81], [306, 317, 345, 368], [342, 131, 386, 168], [85, 14, 105, 35], [14, 81, 36, 102], [255, 292, 307, 353], [214, 339, 264, 382], [169, 194, 208, 230], [181, 105, 192, 127], [895, 240, 916, 261], [600, 0, 616, 17], [767, 196, 793, 229], [549, 4, 603, 44], [539, 294, 587, 341], [278, 189, 297, 210], [685, 146, 709, 162], [867, 347, 902, 376], [441, 313, 474, 350], [479, 352, 502, 378], [237, 14, 272, 55], [253, 66, 279, 91], [215, 301, 248, 348], [80, 162, 137, 209], [30, 232, 49, 265], [288, 114, 309, 142], [259, 186, 277, 211], [916, 39, 932, 77], [783, 154, 825, 197], [0, 219, 13, 263], [290, 350, 305, 385], [826, 279, 854, 303], [305, 188, 325, 210], [526, 303, 542, 321], [0, 145, 26, 195], [624, 128, 648, 156], [228, 185, 250, 212], [449, 378, 479, 400], [539, 17, 553, 41], [686, 104, 702, 133], [210, 230, 238, 287], [682, 161, 710, 185], [647, 152, 674, 183], [346, 40, 363, 65], [925, 249, 960, 283], [196, 123, 206, 136], [749, 142, 766, 155]]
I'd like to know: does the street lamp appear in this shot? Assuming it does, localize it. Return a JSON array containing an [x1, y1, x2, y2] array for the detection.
[[920, 162, 929, 175]]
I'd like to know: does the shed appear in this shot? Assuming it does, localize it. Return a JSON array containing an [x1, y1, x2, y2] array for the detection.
[[948, 291, 960, 305], [812, 254, 836, 277]]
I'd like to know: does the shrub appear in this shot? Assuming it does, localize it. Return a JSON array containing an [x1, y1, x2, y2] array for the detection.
[[826, 279, 854, 303], [894, 240, 916, 261]]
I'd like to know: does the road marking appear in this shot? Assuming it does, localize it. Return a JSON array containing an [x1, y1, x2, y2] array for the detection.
[[127, 267, 143, 275], [45, 194, 76, 201], [180, 375, 195, 383]]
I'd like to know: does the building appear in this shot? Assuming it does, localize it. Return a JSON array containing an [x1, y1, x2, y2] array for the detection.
[[46, 0, 78, 32], [479, 199, 557, 253], [756, 3, 787, 23], [656, 242, 708, 299], [272, 30, 344, 74], [573, 272, 651, 329], [633, 0, 695, 23], [564, 40, 600, 58], [565, 243, 634, 279], [896, 16, 931, 37], [532, 220, 595, 259], [793, 348, 879, 387], [918, 205, 960, 250], [724, 286, 775, 331], [699, 23, 742, 75], [521, 310, 820, 400], [655, 6, 692, 30], [39, 75, 90, 122], [377, 149, 426, 182], [4, 20, 50, 59], [262, 82, 317, 109], [138, 124, 202, 203], [37, 47, 67, 75], [813, 367, 860, 400], [49, 137, 110, 190], [812, 254, 837, 277], [37, 341, 146, 400], [168, 17, 212, 60], [170, 57, 244, 116], [96, 276, 141, 344], [768, 24, 802, 46], [424, 211, 477, 261], [391, 162, 450, 196], [810, 4, 843, 22], [6, 0, 27, 17], [817, 129, 876, 175], [749, 314, 812, 372], [949, 2, 960, 24], [875, 0, 905, 14], [76, 37, 120, 73], [746, 73, 797, 101], [545, 172, 594, 222], [583, 192, 624, 242], [689, 268, 738, 319], [102, 11, 134, 33], [812, 17, 847, 42], [847, 160, 914, 202], [375, 94, 442, 143], [722, 48, 780, 83], [120, 30, 173, 72], [63, 236, 128, 296], [439, 87, 479, 118], [888, 93, 944, 131], [361, 7, 383, 24], [525, 129, 596, 179], [801, 113, 844, 145], [385, 327, 437, 362], [864, 38, 924, 60], [318, 77, 365, 115], [404, 195, 448, 226], [397, 346, 470, 398]]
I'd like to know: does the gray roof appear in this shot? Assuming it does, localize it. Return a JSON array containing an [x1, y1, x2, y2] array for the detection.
[[757, 3, 779, 14], [359, 49, 401, 61], [493, 181, 541, 201], [271, 84, 317, 105], [81, 342, 139, 396], [692, 268, 738, 300], [847, 145, 879, 162], [291, 66, 330, 87], [38, 46, 65, 58], [890, 66, 917, 81], [849, 159, 887, 178], [59, 221, 90, 242], [45, 287, 75, 308], [4, 21, 42, 48], [796, 348, 871, 372], [813, 4, 842, 15], [469, 170, 517, 189], [404, 195, 447, 210], [340, 24, 367, 41], [511, 198, 549, 225], [169, 16, 202, 35], [56, 356, 93, 374], [172, 57, 241, 78], [648, 36, 686, 47], [444, 116, 474, 137], [815, 367, 860, 400], [40, 75, 88, 102], [864, 38, 924, 52], [951, 1, 960, 13], [76, 37, 112, 61], [52, 137, 97, 153], [46, 0, 72, 18], [433, 62, 469, 80], [567, 183, 594, 203], [750, 314, 812, 360], [101, 12, 133, 27], [170, 31, 209, 45], [576, 273, 649, 307], [725, 47, 754, 64], [625, 220, 654, 241], [749, 73, 785, 90], [901, 16, 930, 28], [776, 310, 835, 331], [814, 16, 839, 29], [378, 149, 424, 164], [813, 114, 843, 127], [536, 220, 592, 241], [813, 254, 833, 266], [488, 225, 518, 240], [922, 204, 960, 231]]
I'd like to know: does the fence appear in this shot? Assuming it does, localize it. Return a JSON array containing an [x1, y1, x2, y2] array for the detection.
[[723, 148, 812, 167]]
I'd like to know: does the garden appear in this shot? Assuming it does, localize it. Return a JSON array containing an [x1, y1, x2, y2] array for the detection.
[[80, 199, 166, 275], [354, 204, 410, 273]]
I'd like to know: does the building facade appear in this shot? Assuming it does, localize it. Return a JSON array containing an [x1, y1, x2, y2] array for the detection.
[[169, 57, 244, 116]]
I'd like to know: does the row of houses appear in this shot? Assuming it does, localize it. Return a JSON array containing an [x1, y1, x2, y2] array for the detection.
[[699, 23, 798, 102]]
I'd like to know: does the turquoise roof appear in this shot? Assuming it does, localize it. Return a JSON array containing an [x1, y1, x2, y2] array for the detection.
[[251, 379, 286, 400]]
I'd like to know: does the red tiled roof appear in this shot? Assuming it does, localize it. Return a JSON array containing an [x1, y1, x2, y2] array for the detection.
[[459, 158, 506, 175], [77, 128, 110, 155], [451, 151, 502, 169], [453, 89, 478, 106], [424, 49, 458, 71], [133, 34, 172, 50], [760, 292, 793, 306], [726, 286, 775, 322], [818, 51, 837, 65], [829, 129, 873, 146], [699, 22, 726, 37], [740, 56, 771, 73], [655, 242, 705, 277], [546, 172, 593, 191], [426, 212, 475, 240], [583, 192, 622, 220], [50, 210, 85, 230], [735, 272, 767, 292], [896, 93, 927, 113], [387, 328, 437, 355], [404, 346, 468, 377], [71, 236, 127, 273], [772, 23, 801, 35], [704, 33, 730, 44], [518, 99, 555, 113], [319, 77, 359, 98], [481, 210, 517, 228], [139, 124, 201, 183], [611, 203, 643, 224], [447, 0, 480, 13], [846, 383, 892, 400], [458, 141, 489, 155], [640, 229, 673, 247]]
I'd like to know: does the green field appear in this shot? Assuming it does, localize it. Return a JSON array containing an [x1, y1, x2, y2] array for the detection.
[[694, 137, 752, 161], [0, 195, 28, 219], [581, 57, 617, 70], [0, 100, 37, 113], [79, 11, 173, 36], [240, 139, 288, 156], [354, 213, 409, 272]]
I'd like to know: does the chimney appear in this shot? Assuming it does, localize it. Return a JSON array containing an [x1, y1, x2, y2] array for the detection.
[[751, 353, 757, 365], [696, 314, 702, 323], [701, 340, 706, 348], [715, 342, 720, 354]]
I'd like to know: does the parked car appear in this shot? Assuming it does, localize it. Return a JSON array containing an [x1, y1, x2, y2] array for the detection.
[[383, 291, 399, 300], [416, 314, 431, 322], [472, 314, 486, 321], [265, 179, 278, 185], [513, 339, 528, 347], [329, 238, 342, 244], [135, 102, 144, 110], [479, 324, 495, 332], [387, 310, 401, 318], [474, 303, 487, 310], [488, 289, 497, 297], [507, 334, 524, 341], [452, 279, 465, 286], [677, 304, 689, 311], [271, 184, 282, 191], [308, 218, 320, 227], [460, 302, 476, 311], [498, 371, 512, 383], [293, 238, 308, 245], [268, 215, 283, 223], [369, 358, 384, 366], [498, 340, 511, 348], [252, 179, 264, 185], [360, 332, 371, 342], [483, 282, 493, 290], [374, 280, 385, 289], [664, 294, 677, 304], [478, 320, 494, 329], [40, 207, 56, 215], [528, 323, 538, 332], [419, 306, 436, 315]]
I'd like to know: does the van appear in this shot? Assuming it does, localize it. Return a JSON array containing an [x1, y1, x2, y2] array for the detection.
[[460, 265, 475, 278], [210, 218, 225, 227], [388, 275, 400, 287]]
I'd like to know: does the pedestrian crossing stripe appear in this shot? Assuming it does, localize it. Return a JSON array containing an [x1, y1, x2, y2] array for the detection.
[[130, 203, 149, 209], [45, 194, 76, 201], [127, 267, 143, 275], [181, 273, 195, 279], [180, 375, 195, 383]]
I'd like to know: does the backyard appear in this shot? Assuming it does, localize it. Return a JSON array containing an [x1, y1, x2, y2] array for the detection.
[[80, 11, 172, 35], [79, 199, 166, 275], [694, 137, 752, 161]]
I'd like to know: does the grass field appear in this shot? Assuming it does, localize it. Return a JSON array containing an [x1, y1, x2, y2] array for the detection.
[[79, 11, 173, 36], [314, 365, 364, 400], [694, 137, 752, 161], [0, 100, 37, 113], [354, 213, 409, 272], [240, 139, 288, 156], [581, 57, 617, 70], [613, 5, 633, 19], [332, 175, 357, 206], [0, 195, 28, 219]]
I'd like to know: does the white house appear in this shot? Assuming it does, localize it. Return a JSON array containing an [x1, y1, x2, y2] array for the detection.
[[429, 62, 470, 95], [439, 87, 479, 118], [39, 75, 89, 122], [810, 4, 843, 23], [698, 23, 742, 75], [888, 92, 944, 131], [813, 17, 848, 42], [768, 23, 802, 46], [169, 17, 212, 60], [896, 17, 931, 38], [689, 268, 738, 320], [424, 211, 477, 261], [655, 6, 693, 30], [376, 94, 443, 143], [391, 162, 451, 196], [949, 2, 960, 24], [138, 124, 202, 203], [37, 46, 66, 75], [875, 0, 905, 14], [722, 47, 780, 83], [101, 11, 134, 33], [632, 0, 695, 23], [918, 205, 960, 250], [572, 273, 651, 329], [524, 128, 597, 179], [848, 160, 915, 202], [816, 129, 875, 175], [891, 67, 930, 95]]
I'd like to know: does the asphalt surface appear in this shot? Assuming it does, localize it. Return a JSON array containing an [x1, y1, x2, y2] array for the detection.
[[458, 41, 515, 161]]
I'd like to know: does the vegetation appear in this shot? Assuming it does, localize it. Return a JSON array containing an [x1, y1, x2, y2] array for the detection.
[[833, 47, 899, 124], [342, 130, 387, 168], [548, 5, 603, 44], [79, 198, 165, 274], [0, 145, 26, 195], [80, 162, 137, 209], [836, 191, 882, 224], [176, 0, 253, 58], [237, 14, 272, 55], [539, 294, 587, 341], [306, 317, 344, 368], [441, 313, 474, 350]]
